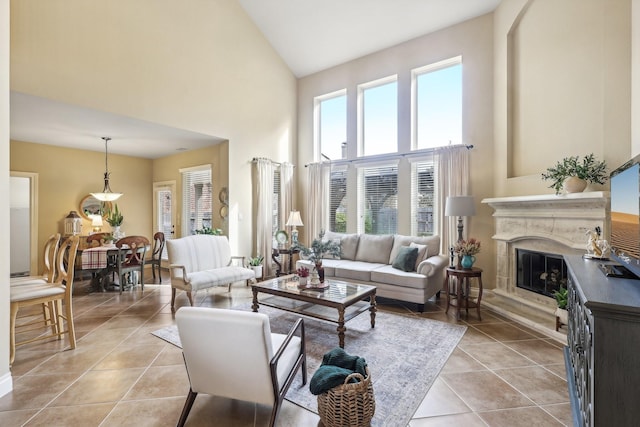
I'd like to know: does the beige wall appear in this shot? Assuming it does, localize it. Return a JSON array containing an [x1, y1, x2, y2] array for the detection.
[[297, 14, 497, 283], [1, 0, 11, 394], [152, 143, 228, 238], [9, 0, 298, 258], [11, 140, 153, 264], [494, 0, 631, 195]]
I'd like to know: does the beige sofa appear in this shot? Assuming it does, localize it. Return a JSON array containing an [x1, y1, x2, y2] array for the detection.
[[297, 231, 447, 310]]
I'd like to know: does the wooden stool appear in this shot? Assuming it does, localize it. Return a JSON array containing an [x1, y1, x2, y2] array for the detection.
[[443, 266, 483, 321]]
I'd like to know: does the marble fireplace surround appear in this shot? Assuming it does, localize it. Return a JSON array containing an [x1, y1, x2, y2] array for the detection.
[[482, 192, 609, 335]]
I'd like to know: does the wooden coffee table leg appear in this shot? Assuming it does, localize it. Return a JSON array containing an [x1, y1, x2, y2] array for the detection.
[[251, 287, 259, 312], [337, 307, 346, 348], [369, 293, 377, 328]]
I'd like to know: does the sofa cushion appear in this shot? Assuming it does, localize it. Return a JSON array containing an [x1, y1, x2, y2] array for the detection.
[[392, 246, 419, 272], [186, 267, 255, 292], [323, 231, 360, 260], [370, 265, 430, 290], [355, 234, 394, 264], [409, 242, 428, 270], [388, 235, 441, 264], [333, 260, 386, 282]]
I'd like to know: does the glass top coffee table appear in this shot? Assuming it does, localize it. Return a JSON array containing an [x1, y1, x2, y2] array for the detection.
[[251, 275, 377, 348]]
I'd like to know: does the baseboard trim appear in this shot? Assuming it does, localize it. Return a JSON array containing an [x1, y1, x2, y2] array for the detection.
[[0, 372, 13, 398]]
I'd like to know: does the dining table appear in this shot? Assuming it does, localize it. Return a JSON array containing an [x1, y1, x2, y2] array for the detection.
[[78, 245, 120, 292]]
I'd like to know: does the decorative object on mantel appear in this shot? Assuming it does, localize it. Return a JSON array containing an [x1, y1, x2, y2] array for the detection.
[[541, 153, 607, 195], [292, 230, 342, 284], [444, 196, 476, 242], [454, 238, 481, 269], [64, 211, 82, 236], [584, 226, 611, 259], [91, 136, 123, 202]]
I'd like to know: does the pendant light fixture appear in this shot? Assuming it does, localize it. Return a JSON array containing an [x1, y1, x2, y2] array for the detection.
[[91, 137, 123, 202]]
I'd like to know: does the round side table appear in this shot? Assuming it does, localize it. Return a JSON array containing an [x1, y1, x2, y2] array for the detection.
[[443, 266, 483, 321]]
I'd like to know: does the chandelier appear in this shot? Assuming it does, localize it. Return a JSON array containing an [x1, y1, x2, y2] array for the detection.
[[91, 137, 123, 202]]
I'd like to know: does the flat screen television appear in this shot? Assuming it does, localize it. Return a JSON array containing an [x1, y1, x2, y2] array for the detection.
[[609, 154, 640, 278]]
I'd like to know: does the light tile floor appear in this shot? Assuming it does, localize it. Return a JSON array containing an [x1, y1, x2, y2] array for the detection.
[[1, 272, 572, 426]]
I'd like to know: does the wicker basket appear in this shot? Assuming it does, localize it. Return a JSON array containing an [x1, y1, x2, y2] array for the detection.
[[317, 367, 375, 427]]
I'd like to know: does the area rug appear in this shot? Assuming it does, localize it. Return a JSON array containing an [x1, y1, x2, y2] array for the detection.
[[152, 303, 466, 427]]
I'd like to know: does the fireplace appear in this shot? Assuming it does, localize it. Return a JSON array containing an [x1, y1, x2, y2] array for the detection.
[[483, 192, 609, 329], [516, 249, 567, 298]]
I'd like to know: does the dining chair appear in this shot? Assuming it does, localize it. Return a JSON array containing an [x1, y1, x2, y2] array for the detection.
[[149, 232, 165, 283], [9, 235, 80, 365], [114, 235, 150, 293], [176, 307, 307, 427], [10, 232, 61, 285]]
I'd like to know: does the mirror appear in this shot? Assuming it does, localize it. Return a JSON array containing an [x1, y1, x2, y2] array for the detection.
[[79, 195, 112, 221]]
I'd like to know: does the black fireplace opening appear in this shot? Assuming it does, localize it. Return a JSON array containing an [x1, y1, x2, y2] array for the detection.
[[516, 249, 567, 298]]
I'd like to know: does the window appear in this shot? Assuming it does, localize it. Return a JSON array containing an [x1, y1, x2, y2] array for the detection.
[[357, 164, 398, 234], [181, 165, 212, 236], [413, 57, 462, 149], [272, 168, 281, 236], [317, 90, 347, 161], [411, 160, 437, 236], [360, 77, 397, 157], [329, 166, 348, 232]]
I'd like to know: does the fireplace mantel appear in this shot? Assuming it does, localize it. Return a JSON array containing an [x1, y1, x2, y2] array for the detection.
[[481, 191, 610, 338]]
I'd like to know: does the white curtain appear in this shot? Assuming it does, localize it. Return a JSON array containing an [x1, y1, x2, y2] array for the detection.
[[306, 162, 330, 245], [252, 158, 275, 278], [280, 162, 294, 229], [437, 147, 470, 254]]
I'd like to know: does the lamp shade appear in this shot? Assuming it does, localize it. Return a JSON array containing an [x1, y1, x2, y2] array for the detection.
[[286, 211, 304, 227], [444, 196, 476, 217], [91, 215, 103, 227]]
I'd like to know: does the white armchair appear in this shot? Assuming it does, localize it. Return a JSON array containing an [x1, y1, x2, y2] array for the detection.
[[175, 307, 307, 427]]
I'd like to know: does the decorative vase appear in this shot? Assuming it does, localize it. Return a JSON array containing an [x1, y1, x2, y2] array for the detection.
[[112, 226, 125, 240], [309, 269, 321, 287], [461, 255, 475, 269], [315, 262, 325, 283], [563, 176, 587, 193], [298, 276, 308, 286]]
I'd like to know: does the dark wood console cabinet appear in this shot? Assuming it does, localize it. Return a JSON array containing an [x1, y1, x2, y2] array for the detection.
[[564, 255, 640, 427]]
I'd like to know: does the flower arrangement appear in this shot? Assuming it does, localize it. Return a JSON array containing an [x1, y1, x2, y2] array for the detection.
[[454, 238, 481, 256], [106, 204, 123, 227], [292, 230, 342, 267], [296, 266, 309, 278]]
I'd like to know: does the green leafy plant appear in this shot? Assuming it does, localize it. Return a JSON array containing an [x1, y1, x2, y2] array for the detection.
[[553, 287, 568, 310], [541, 154, 607, 194], [248, 255, 264, 266], [195, 227, 222, 235], [105, 204, 123, 227], [292, 230, 342, 266]]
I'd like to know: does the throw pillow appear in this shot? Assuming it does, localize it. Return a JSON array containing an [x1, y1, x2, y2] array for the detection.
[[392, 246, 419, 272], [409, 242, 428, 270]]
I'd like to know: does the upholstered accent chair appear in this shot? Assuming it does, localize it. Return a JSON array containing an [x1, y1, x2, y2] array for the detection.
[[175, 307, 307, 427]]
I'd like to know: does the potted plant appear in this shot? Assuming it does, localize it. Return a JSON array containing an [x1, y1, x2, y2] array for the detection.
[[553, 286, 568, 330], [541, 154, 607, 195], [195, 227, 223, 235], [453, 238, 481, 269], [296, 266, 310, 286], [248, 255, 264, 279], [106, 204, 124, 239], [292, 230, 342, 282]]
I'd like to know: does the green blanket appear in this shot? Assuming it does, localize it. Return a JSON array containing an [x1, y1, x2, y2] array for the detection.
[[309, 347, 368, 395]]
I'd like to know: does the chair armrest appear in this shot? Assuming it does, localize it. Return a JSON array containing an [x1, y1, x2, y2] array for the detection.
[[168, 264, 188, 280], [270, 317, 305, 389], [417, 254, 448, 278], [229, 256, 246, 267]]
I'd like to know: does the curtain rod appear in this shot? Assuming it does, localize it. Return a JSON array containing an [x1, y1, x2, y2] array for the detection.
[[304, 144, 474, 167], [251, 157, 297, 167]]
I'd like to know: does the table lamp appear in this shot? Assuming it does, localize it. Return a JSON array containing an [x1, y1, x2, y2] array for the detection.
[[91, 214, 103, 233], [286, 211, 304, 244], [444, 196, 476, 242]]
